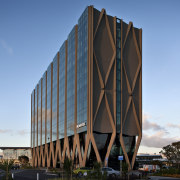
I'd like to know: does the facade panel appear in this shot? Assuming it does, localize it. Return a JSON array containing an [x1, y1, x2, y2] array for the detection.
[[38, 80, 42, 146], [46, 64, 52, 143], [59, 42, 66, 139], [42, 72, 46, 145], [34, 86, 38, 147], [31, 91, 35, 148], [52, 54, 58, 141], [116, 19, 121, 132], [67, 27, 76, 137], [77, 7, 88, 133]]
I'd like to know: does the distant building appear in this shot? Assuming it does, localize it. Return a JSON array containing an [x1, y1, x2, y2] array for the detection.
[[0, 147, 31, 164], [31, 6, 142, 170], [136, 154, 163, 165]]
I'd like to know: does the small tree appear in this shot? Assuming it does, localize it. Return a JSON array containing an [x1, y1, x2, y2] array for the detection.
[[122, 162, 128, 177], [93, 161, 102, 178], [0, 159, 14, 180], [63, 158, 73, 179], [160, 141, 180, 169], [18, 155, 29, 165], [172, 141, 180, 169]]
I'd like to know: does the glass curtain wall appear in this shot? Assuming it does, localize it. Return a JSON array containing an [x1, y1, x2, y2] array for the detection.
[[116, 19, 121, 132], [67, 27, 76, 137], [77, 8, 88, 133], [31, 91, 35, 148], [59, 42, 66, 139], [35, 86, 38, 147], [38, 80, 42, 146], [42, 72, 46, 145], [46, 64, 52, 143], [52, 54, 58, 141]]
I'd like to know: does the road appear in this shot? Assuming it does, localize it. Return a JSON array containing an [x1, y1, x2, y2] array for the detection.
[[0, 169, 5, 180], [148, 176, 180, 180], [0, 169, 59, 180]]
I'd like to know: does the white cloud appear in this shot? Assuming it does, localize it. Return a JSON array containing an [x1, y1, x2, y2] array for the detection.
[[143, 113, 166, 131], [0, 129, 11, 134], [141, 131, 180, 148], [167, 123, 180, 130], [0, 129, 30, 136], [0, 39, 13, 54], [17, 130, 30, 136], [141, 113, 180, 149]]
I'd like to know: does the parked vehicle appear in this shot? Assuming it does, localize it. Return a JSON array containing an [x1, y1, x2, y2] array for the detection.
[[11, 165, 20, 170], [101, 167, 120, 177], [127, 170, 142, 178], [139, 164, 160, 172], [73, 167, 91, 177]]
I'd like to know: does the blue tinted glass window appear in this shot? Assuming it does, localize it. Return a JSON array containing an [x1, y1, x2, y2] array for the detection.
[[38, 80, 41, 146], [52, 54, 58, 141], [59, 42, 66, 139], [77, 8, 88, 133], [67, 27, 75, 136], [46, 64, 52, 143], [31, 91, 35, 148], [35, 86, 38, 147], [42, 72, 46, 145]]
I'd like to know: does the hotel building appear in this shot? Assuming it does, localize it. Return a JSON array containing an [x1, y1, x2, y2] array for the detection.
[[31, 6, 142, 170]]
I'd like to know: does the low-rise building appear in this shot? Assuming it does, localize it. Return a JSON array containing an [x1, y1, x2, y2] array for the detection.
[[0, 147, 32, 164], [136, 154, 163, 165]]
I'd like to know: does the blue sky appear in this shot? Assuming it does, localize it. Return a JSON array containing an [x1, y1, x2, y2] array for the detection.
[[0, 0, 180, 154]]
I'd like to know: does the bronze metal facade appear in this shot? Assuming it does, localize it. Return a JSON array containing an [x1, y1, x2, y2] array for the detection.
[[31, 6, 142, 170]]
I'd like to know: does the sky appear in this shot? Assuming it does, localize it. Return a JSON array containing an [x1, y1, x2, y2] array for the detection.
[[0, 0, 180, 155]]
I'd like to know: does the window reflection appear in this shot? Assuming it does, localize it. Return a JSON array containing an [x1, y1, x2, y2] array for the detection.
[[42, 72, 46, 145], [31, 91, 35, 148], [59, 42, 66, 139], [34, 86, 38, 147], [52, 54, 58, 141], [47, 64, 52, 143], [77, 8, 88, 134], [38, 79, 41, 146], [67, 27, 76, 136]]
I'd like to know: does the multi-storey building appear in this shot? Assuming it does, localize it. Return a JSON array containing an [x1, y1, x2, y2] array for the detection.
[[31, 6, 142, 170]]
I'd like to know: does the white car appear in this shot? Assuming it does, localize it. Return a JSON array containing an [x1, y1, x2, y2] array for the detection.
[[101, 167, 120, 177]]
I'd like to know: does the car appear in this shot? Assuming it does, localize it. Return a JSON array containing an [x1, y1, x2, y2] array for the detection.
[[73, 167, 91, 177], [11, 165, 20, 170], [101, 167, 120, 178], [127, 170, 142, 178]]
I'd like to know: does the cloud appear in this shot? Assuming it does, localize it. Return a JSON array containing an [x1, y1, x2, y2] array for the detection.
[[141, 113, 180, 149], [141, 131, 180, 148], [167, 123, 180, 130], [17, 130, 30, 136], [0, 129, 30, 136], [143, 113, 166, 131], [0, 39, 13, 54], [0, 129, 11, 134]]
